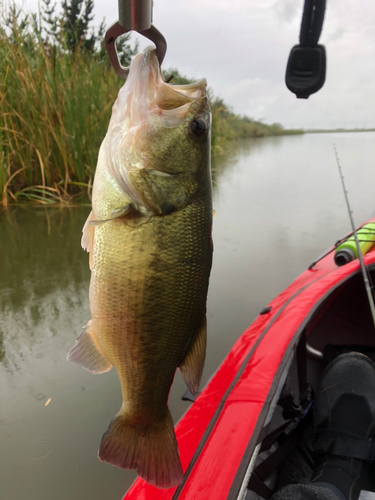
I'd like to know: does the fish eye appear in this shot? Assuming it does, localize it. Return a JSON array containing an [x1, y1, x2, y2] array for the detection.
[[189, 117, 208, 139]]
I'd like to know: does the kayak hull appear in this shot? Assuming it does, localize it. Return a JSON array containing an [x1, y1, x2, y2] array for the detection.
[[123, 217, 375, 500]]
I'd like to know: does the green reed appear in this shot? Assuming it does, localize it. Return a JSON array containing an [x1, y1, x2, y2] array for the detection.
[[0, 18, 123, 206], [0, 13, 303, 206]]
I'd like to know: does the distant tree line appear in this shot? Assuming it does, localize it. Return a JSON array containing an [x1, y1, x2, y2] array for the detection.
[[3, 0, 138, 65]]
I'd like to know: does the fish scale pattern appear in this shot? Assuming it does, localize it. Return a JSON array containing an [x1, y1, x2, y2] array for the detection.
[[90, 199, 212, 422], [68, 46, 213, 487]]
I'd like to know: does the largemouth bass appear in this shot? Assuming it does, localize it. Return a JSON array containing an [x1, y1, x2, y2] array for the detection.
[[67, 46, 213, 488]]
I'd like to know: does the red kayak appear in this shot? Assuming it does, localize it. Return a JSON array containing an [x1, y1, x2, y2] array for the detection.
[[124, 217, 375, 500]]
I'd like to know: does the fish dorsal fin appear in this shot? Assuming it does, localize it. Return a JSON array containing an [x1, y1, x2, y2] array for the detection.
[[81, 211, 96, 270], [67, 320, 113, 374], [179, 316, 207, 395]]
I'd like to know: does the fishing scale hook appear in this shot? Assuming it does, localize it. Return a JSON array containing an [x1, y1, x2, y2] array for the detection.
[[105, 0, 167, 78]]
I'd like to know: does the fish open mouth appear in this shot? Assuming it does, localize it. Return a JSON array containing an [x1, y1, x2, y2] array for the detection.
[[109, 46, 208, 131], [104, 46, 210, 210]]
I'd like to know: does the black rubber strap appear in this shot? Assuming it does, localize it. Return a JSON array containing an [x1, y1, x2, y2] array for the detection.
[[258, 421, 290, 453], [248, 415, 312, 496], [248, 474, 274, 499], [297, 329, 307, 397], [300, 0, 327, 46], [315, 429, 375, 462]]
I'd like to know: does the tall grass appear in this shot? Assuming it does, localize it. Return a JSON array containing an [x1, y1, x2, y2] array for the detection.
[[0, 8, 303, 207], [1, 15, 123, 206]]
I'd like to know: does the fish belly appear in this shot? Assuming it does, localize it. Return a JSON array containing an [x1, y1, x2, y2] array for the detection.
[[89, 201, 212, 487]]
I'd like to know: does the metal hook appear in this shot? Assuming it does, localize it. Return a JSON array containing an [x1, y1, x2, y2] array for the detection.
[[105, 0, 166, 78], [105, 22, 167, 79]]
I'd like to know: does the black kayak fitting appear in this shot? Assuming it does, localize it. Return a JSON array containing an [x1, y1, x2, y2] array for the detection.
[[285, 0, 327, 99]]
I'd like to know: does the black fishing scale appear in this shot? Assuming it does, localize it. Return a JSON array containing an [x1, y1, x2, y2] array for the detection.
[[285, 0, 327, 99]]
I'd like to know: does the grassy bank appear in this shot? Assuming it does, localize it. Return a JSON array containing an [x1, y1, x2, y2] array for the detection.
[[210, 99, 303, 155], [0, 10, 302, 207], [306, 128, 375, 134], [163, 71, 304, 155], [1, 16, 124, 206]]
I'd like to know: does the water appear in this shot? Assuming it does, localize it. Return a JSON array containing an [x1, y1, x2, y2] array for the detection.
[[1, 132, 374, 500]]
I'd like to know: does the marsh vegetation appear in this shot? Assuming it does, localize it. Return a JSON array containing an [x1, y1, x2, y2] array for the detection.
[[0, 0, 302, 206]]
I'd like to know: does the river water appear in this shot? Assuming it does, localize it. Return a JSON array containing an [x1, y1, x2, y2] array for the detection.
[[1, 132, 374, 500]]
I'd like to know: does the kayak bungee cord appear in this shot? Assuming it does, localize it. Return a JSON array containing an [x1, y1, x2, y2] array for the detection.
[[334, 144, 375, 328]]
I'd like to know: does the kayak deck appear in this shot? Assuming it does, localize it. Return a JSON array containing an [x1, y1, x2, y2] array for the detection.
[[124, 217, 375, 500]]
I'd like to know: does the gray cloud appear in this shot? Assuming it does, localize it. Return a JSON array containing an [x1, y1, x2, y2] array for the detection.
[[20, 0, 375, 129], [274, 0, 302, 23]]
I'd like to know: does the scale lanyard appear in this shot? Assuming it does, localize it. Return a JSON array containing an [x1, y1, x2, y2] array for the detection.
[[334, 144, 375, 329]]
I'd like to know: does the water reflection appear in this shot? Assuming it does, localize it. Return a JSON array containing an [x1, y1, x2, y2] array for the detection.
[[0, 207, 90, 307], [211, 138, 265, 186], [0, 207, 91, 373], [1, 132, 375, 500]]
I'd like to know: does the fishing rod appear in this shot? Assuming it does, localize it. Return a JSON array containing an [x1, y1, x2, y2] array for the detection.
[[334, 144, 375, 328]]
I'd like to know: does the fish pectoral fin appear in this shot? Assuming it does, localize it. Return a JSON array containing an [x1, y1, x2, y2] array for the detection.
[[89, 205, 152, 228], [66, 320, 113, 374], [179, 316, 207, 395], [89, 205, 134, 225], [98, 408, 183, 488], [81, 211, 96, 270]]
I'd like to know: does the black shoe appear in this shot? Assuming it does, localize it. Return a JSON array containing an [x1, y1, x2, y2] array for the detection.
[[311, 352, 375, 500]]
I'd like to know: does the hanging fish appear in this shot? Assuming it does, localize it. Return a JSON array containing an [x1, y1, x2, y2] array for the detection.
[[67, 46, 213, 488]]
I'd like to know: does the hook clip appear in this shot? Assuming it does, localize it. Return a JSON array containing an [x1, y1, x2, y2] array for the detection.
[[105, 0, 166, 78]]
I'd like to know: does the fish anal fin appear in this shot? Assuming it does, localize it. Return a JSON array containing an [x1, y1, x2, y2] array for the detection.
[[98, 408, 183, 488], [179, 316, 207, 395], [67, 320, 112, 374]]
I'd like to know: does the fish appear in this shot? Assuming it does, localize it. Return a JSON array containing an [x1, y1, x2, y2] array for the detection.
[[67, 46, 213, 488]]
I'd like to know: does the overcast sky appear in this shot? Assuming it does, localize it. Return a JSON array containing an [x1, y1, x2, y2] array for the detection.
[[21, 0, 375, 129]]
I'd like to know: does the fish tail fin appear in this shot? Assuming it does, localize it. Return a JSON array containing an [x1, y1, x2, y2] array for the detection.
[[98, 407, 183, 489]]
